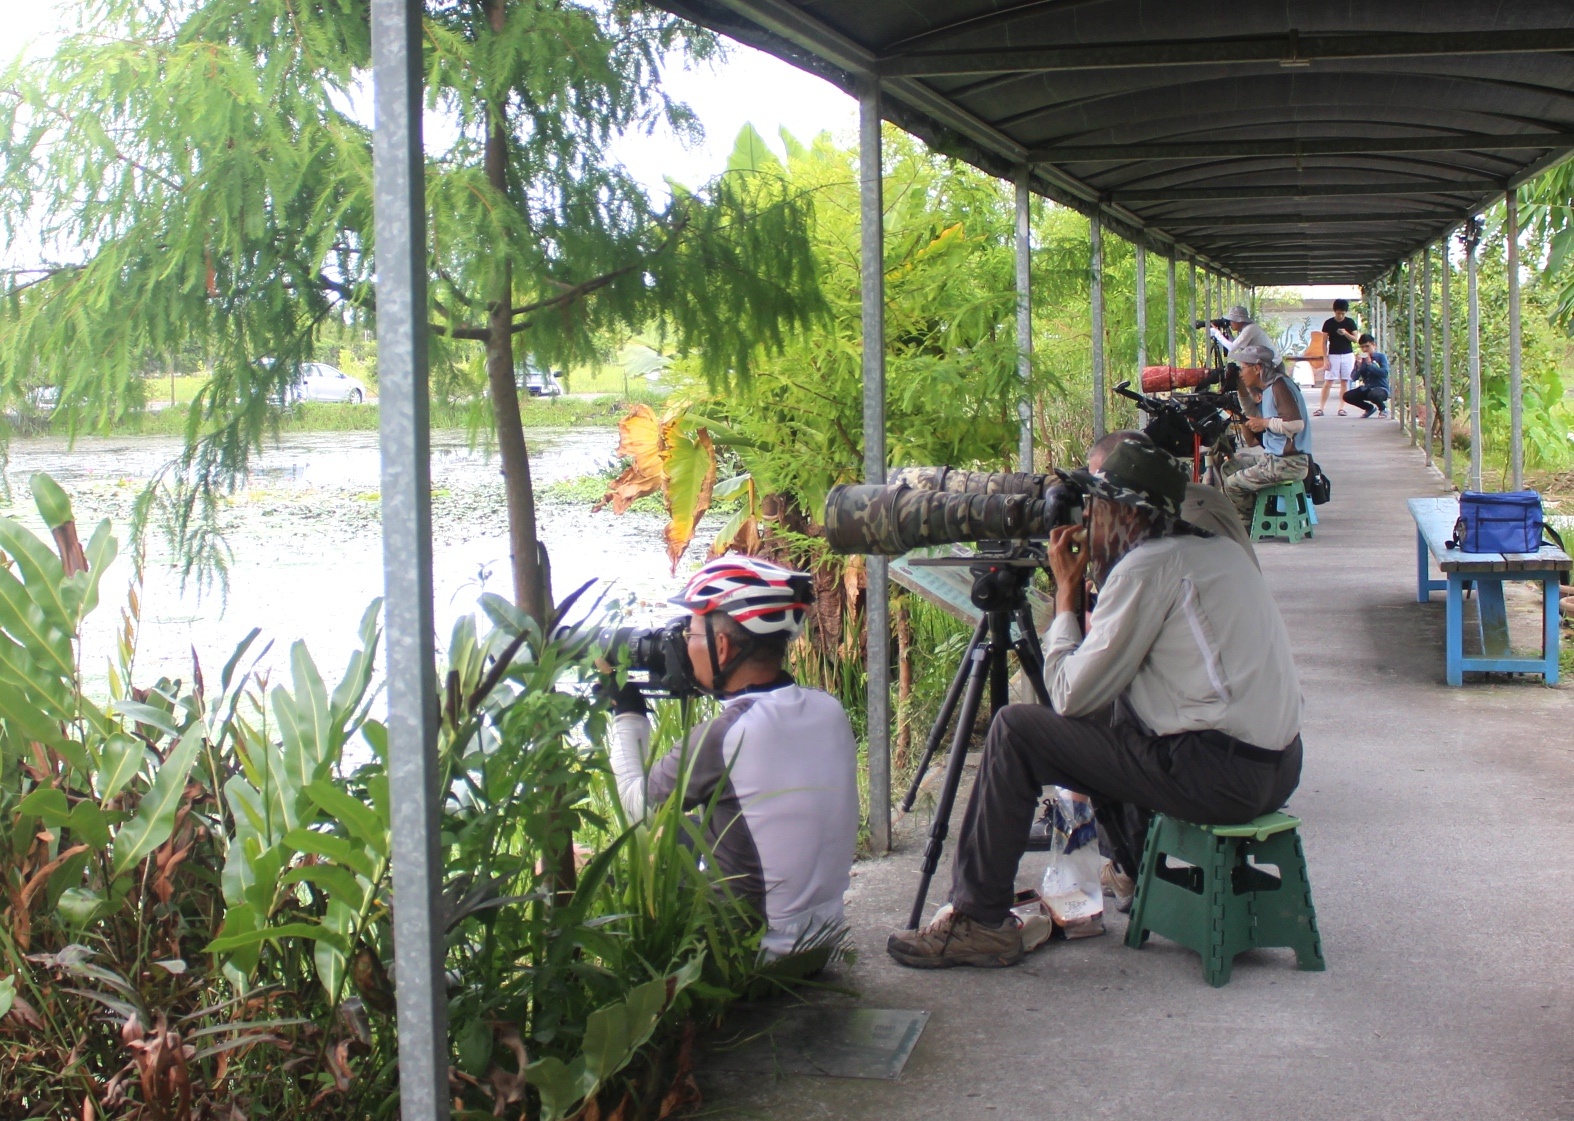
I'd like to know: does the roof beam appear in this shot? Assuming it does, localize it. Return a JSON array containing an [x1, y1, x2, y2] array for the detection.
[[1159, 212, 1462, 227], [881, 28, 1574, 77], [1114, 180, 1501, 201], [1031, 133, 1574, 163]]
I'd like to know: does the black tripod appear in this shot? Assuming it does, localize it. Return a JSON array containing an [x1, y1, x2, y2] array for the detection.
[[899, 549, 1052, 930]]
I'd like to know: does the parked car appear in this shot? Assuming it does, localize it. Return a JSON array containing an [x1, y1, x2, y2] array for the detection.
[[289, 362, 368, 404], [520, 366, 565, 398]]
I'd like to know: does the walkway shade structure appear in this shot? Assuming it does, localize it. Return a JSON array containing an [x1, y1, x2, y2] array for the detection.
[[367, 4, 1574, 1115]]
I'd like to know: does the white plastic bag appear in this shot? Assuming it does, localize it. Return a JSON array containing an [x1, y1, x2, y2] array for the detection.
[[1038, 788, 1105, 937]]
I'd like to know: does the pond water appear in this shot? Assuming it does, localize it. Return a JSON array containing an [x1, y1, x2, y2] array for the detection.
[[1, 428, 710, 695]]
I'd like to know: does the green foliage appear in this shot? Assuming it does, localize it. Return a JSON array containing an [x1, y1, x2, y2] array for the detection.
[[1376, 209, 1573, 484], [0, 0, 820, 589], [0, 484, 798, 1119]]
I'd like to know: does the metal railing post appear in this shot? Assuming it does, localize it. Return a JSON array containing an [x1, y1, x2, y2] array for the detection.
[[1090, 211, 1106, 438], [1188, 259, 1199, 365], [1506, 190, 1524, 488], [858, 80, 891, 854], [371, 3, 447, 1118], [1015, 171, 1033, 471], [1135, 244, 1147, 377], [1410, 256, 1422, 440], [1422, 246, 1434, 466], [1465, 220, 1484, 492], [1166, 254, 1178, 367], [1441, 228, 1454, 485]]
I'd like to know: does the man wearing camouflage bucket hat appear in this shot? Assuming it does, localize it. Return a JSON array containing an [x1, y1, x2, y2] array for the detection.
[[888, 436, 1303, 969]]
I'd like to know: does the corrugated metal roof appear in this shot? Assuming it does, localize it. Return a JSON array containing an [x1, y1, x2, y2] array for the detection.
[[653, 0, 1574, 283]]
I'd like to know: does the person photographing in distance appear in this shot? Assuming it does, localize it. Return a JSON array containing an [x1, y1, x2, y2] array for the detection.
[[887, 439, 1304, 969], [605, 556, 859, 962], [1343, 334, 1390, 419], [1208, 305, 1280, 366]]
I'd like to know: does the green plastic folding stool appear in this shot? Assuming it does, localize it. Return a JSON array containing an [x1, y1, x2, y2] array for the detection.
[[1123, 811, 1325, 987], [1249, 480, 1314, 543]]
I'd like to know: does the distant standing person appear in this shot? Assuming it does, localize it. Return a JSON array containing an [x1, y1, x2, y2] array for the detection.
[[1343, 334, 1390, 419], [1315, 299, 1360, 416]]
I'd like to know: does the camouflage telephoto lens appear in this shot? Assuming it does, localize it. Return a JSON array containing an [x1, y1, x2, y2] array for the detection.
[[887, 466, 1053, 499], [823, 484, 1048, 555]]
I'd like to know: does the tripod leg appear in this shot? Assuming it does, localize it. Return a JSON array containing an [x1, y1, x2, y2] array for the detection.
[[907, 637, 994, 930], [1013, 605, 1052, 707], [987, 610, 1011, 719], [899, 615, 988, 814]]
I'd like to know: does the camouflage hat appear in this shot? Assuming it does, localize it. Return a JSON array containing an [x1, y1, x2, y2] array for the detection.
[[1068, 439, 1188, 518]]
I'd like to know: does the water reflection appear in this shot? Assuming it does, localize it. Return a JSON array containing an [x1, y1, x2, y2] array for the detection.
[[2, 428, 707, 694]]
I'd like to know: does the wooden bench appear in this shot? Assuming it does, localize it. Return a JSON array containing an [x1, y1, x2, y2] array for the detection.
[[1409, 496, 1568, 686]]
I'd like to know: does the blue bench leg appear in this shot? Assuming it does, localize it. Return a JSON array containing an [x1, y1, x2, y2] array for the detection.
[[1416, 528, 1430, 603], [1545, 577, 1562, 686], [1446, 576, 1464, 686], [1477, 580, 1510, 657]]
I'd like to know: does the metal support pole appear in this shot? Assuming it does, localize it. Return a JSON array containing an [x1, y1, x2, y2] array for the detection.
[[1203, 270, 1213, 333], [1135, 244, 1147, 375], [1166, 254, 1178, 367], [1188, 260, 1199, 365], [1090, 212, 1106, 438], [1015, 172, 1033, 471], [858, 81, 891, 854], [1507, 190, 1524, 488], [1422, 246, 1434, 466], [1441, 229, 1454, 485], [371, 3, 446, 1119], [1465, 220, 1483, 491], [1407, 259, 1418, 445]]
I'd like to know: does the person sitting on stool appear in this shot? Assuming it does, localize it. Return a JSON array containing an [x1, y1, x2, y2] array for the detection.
[[1221, 343, 1314, 528], [1343, 334, 1390, 419], [886, 438, 1304, 969]]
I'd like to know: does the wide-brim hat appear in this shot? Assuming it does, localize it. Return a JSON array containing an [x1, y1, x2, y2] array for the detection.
[[1068, 440, 1188, 518], [1226, 305, 1252, 323]]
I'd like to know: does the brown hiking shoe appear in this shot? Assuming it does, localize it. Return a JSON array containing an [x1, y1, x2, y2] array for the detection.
[[886, 907, 1025, 969]]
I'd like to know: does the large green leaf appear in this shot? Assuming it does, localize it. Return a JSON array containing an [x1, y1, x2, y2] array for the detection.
[[204, 920, 348, 956], [111, 722, 204, 877], [0, 517, 72, 632], [92, 735, 146, 803], [303, 779, 388, 858], [282, 827, 378, 881], [0, 562, 74, 680]]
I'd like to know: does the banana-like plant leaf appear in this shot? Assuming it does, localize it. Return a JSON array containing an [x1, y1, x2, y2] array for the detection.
[[282, 827, 378, 882], [111, 722, 204, 876], [303, 780, 388, 858], [0, 560, 74, 679], [0, 517, 72, 632], [93, 735, 146, 803], [204, 921, 349, 956]]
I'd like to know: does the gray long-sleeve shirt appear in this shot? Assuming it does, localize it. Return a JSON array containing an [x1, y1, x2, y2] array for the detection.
[[1043, 534, 1302, 751]]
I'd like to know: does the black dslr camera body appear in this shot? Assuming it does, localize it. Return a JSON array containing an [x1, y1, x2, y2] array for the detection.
[[598, 618, 699, 697]]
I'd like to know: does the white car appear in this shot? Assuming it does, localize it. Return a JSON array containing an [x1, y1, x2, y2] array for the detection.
[[291, 362, 368, 404]]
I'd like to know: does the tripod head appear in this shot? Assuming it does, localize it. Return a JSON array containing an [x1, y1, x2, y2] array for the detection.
[[911, 541, 1047, 613]]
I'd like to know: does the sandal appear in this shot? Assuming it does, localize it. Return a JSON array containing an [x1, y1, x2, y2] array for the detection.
[[1337, 409, 1348, 416], [1312, 408, 1324, 416]]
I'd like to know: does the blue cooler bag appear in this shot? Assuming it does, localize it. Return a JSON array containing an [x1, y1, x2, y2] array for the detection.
[[1447, 490, 1558, 554]]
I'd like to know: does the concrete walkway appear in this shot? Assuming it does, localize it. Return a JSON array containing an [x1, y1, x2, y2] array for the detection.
[[703, 416, 1574, 1120]]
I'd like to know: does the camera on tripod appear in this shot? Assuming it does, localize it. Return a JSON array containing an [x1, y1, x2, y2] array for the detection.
[[1195, 317, 1231, 331], [1115, 378, 1244, 462], [821, 467, 1066, 928], [596, 619, 700, 698], [823, 465, 1081, 558]]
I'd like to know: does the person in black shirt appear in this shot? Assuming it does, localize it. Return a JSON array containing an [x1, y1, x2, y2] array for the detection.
[[1315, 299, 1360, 417]]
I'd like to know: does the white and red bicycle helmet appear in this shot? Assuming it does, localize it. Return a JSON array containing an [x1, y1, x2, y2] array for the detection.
[[670, 555, 814, 638]]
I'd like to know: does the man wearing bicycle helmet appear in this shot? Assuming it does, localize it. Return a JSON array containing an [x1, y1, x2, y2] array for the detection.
[[606, 555, 860, 960]]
